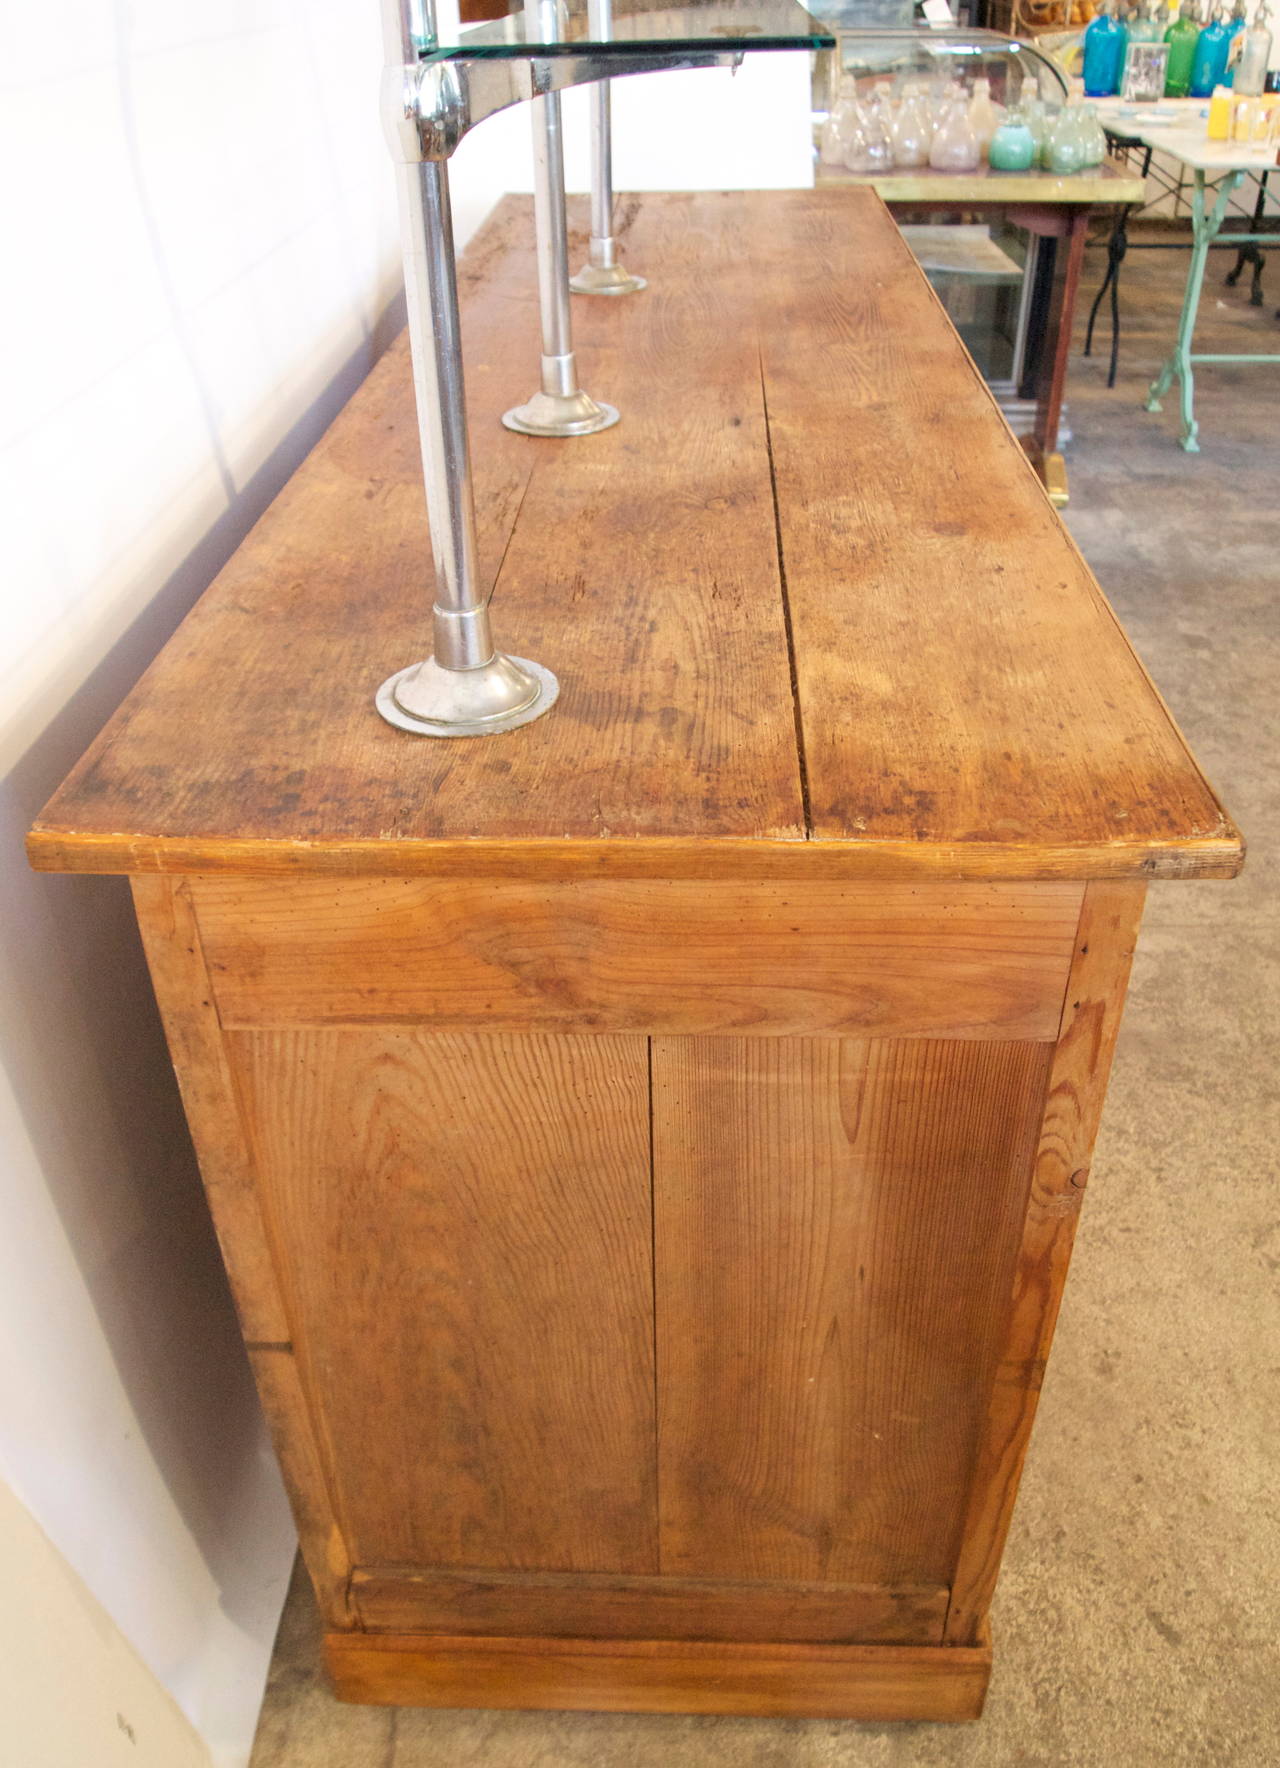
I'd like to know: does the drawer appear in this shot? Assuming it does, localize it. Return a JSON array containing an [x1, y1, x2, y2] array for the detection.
[[193, 876, 1082, 1041]]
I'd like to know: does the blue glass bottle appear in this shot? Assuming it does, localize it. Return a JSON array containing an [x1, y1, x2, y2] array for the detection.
[[1190, 6, 1232, 97], [1083, 0, 1128, 98]]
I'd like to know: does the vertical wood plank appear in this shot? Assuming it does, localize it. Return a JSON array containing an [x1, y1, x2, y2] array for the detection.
[[653, 1036, 1052, 1587], [229, 1028, 658, 1576], [943, 880, 1146, 1642], [130, 876, 355, 1625]]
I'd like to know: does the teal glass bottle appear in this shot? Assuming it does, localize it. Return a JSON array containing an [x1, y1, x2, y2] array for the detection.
[[989, 110, 1037, 169], [1084, 0, 1129, 96], [1191, 7, 1232, 97]]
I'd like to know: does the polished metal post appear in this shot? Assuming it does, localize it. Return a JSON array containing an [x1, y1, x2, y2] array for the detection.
[[570, 0, 646, 296], [503, 0, 618, 435], [376, 0, 558, 736]]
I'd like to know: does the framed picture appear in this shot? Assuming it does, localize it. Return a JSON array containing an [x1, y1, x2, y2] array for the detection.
[[1122, 42, 1170, 103]]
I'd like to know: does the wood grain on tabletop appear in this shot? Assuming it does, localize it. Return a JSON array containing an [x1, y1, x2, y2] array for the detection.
[[653, 1035, 1051, 1589], [30, 194, 802, 858], [191, 874, 1083, 1041], [744, 191, 1237, 872], [351, 1565, 949, 1647], [29, 191, 1240, 883], [227, 1026, 657, 1574], [944, 880, 1145, 1643], [323, 1628, 992, 1721]]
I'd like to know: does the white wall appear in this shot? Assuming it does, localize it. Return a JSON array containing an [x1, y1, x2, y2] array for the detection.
[[1, 5, 403, 1765], [450, 53, 815, 231], [1, 10, 816, 1765]]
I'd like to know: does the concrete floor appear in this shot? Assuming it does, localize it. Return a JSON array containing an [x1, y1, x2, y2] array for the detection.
[[248, 236, 1279, 1768]]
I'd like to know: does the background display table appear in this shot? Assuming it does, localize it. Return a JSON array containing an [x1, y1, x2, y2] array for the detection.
[[28, 190, 1242, 1723], [1091, 97, 1280, 450], [819, 160, 1144, 505]]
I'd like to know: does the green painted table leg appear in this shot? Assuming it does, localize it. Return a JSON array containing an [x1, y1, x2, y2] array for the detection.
[[1145, 171, 1244, 452]]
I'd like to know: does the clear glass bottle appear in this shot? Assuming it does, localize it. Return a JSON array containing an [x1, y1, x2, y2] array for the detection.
[[929, 95, 982, 172], [1077, 102, 1109, 164], [1164, 1, 1202, 96], [842, 103, 894, 175], [1023, 97, 1051, 156], [1128, 0, 1166, 38], [1042, 106, 1091, 173], [819, 85, 859, 166], [890, 85, 934, 169], [968, 76, 1003, 156], [1233, 0, 1273, 95]]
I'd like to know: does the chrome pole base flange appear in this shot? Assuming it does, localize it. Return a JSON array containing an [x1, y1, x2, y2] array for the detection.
[[501, 390, 619, 437], [570, 261, 647, 296], [375, 654, 559, 738]]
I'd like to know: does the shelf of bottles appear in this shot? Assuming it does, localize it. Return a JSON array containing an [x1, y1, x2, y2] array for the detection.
[[812, 30, 1117, 176], [1082, 0, 1273, 106]]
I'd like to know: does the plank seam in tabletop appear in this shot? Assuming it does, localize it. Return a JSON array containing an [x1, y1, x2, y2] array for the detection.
[[26, 192, 1242, 884], [759, 345, 813, 839], [743, 190, 1241, 877]]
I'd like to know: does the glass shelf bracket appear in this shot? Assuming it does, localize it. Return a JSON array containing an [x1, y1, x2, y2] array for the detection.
[[375, 0, 833, 738]]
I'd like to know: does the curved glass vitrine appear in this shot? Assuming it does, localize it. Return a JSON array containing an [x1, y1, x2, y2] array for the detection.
[[814, 26, 1069, 115]]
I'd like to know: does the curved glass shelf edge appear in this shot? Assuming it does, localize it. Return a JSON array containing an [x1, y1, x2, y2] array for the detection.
[[823, 28, 1070, 102], [411, 0, 834, 61]]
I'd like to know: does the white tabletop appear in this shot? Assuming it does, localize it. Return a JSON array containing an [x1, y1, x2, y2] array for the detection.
[[1092, 94, 1278, 174]]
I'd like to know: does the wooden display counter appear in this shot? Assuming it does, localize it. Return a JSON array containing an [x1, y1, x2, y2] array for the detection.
[[28, 191, 1242, 1723]]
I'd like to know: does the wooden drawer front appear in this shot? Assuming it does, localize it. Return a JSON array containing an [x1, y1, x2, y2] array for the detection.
[[351, 1566, 949, 1647], [194, 876, 1082, 1041]]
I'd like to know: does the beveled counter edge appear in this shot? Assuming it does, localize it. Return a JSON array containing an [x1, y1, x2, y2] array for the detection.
[[25, 827, 1245, 882]]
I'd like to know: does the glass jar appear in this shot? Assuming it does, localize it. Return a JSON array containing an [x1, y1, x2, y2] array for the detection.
[[929, 96, 982, 172], [989, 109, 1037, 170], [968, 76, 1003, 156], [1077, 103, 1108, 166], [842, 104, 894, 174], [890, 85, 934, 168], [1041, 107, 1090, 174]]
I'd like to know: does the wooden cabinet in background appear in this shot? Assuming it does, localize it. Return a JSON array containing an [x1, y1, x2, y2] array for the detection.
[[29, 192, 1242, 1723]]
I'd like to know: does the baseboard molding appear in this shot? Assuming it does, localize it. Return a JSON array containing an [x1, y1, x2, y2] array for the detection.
[[324, 1626, 992, 1722]]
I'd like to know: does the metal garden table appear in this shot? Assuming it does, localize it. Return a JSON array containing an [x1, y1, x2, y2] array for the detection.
[[1091, 102, 1280, 452]]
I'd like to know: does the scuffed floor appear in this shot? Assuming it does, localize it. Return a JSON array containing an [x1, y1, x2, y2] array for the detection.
[[249, 231, 1280, 1768]]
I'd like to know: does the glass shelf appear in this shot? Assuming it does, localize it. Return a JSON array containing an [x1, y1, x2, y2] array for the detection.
[[415, 0, 835, 61]]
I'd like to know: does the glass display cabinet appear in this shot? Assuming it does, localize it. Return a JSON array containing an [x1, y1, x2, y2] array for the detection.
[[814, 24, 1068, 115], [813, 29, 1070, 413]]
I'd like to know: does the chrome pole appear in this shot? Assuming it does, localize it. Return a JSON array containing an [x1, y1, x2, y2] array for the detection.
[[571, 0, 646, 295], [503, 0, 618, 435], [375, 0, 559, 736]]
